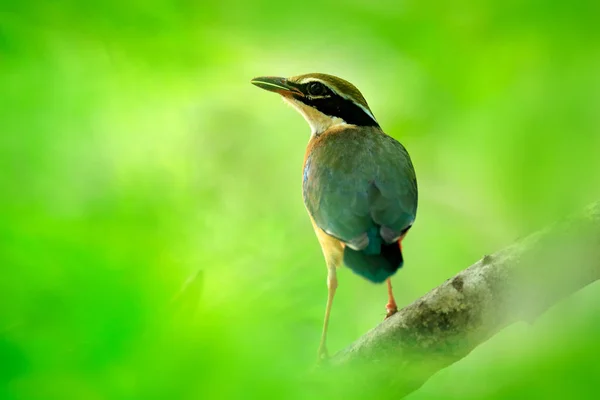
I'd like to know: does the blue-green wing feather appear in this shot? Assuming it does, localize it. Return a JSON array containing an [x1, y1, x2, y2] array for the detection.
[[303, 128, 417, 246]]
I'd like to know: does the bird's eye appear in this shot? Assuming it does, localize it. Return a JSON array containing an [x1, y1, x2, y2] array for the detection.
[[307, 82, 327, 96]]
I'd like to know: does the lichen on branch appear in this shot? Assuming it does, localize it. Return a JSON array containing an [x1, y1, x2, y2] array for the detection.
[[317, 202, 600, 399]]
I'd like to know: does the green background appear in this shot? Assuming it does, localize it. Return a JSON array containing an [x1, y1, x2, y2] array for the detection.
[[1, 1, 600, 399]]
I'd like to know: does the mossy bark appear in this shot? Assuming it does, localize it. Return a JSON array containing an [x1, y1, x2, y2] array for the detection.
[[320, 202, 600, 399]]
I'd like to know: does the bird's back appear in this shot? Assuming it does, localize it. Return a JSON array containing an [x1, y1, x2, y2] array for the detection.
[[303, 125, 418, 282]]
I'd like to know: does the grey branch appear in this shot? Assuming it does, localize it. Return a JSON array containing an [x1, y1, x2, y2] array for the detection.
[[319, 202, 600, 399]]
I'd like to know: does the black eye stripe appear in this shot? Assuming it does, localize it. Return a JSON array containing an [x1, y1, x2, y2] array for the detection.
[[293, 92, 379, 127], [305, 81, 330, 96]]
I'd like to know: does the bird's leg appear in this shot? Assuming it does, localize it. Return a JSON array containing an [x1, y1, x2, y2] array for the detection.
[[385, 278, 398, 319], [317, 265, 337, 361]]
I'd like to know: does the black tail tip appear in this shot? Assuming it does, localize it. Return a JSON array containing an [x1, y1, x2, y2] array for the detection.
[[343, 241, 403, 283]]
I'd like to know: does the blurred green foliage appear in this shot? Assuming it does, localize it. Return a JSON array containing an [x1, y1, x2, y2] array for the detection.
[[1, 1, 600, 399]]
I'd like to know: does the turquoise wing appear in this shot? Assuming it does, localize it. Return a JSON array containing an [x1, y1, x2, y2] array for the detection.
[[303, 130, 417, 246]]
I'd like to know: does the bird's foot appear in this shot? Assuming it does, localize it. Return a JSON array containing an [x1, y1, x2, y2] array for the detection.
[[317, 346, 329, 362], [314, 346, 330, 367], [310, 354, 330, 373], [384, 303, 398, 319]]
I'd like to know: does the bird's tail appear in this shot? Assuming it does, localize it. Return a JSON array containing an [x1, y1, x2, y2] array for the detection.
[[343, 235, 403, 283]]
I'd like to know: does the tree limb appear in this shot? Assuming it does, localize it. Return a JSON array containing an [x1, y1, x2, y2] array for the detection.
[[322, 201, 600, 398]]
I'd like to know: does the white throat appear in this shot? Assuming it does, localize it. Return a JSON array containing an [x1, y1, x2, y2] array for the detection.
[[282, 97, 349, 136]]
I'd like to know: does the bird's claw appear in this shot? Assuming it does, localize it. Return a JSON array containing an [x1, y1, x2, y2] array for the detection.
[[385, 304, 398, 319], [317, 348, 329, 361], [315, 347, 330, 367]]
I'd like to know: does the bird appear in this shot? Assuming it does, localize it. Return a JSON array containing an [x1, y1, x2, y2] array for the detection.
[[251, 73, 418, 360]]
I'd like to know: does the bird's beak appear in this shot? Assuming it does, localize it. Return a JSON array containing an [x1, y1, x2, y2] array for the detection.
[[250, 76, 304, 97]]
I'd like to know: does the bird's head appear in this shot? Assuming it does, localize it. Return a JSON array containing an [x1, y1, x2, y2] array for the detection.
[[251, 73, 379, 135]]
